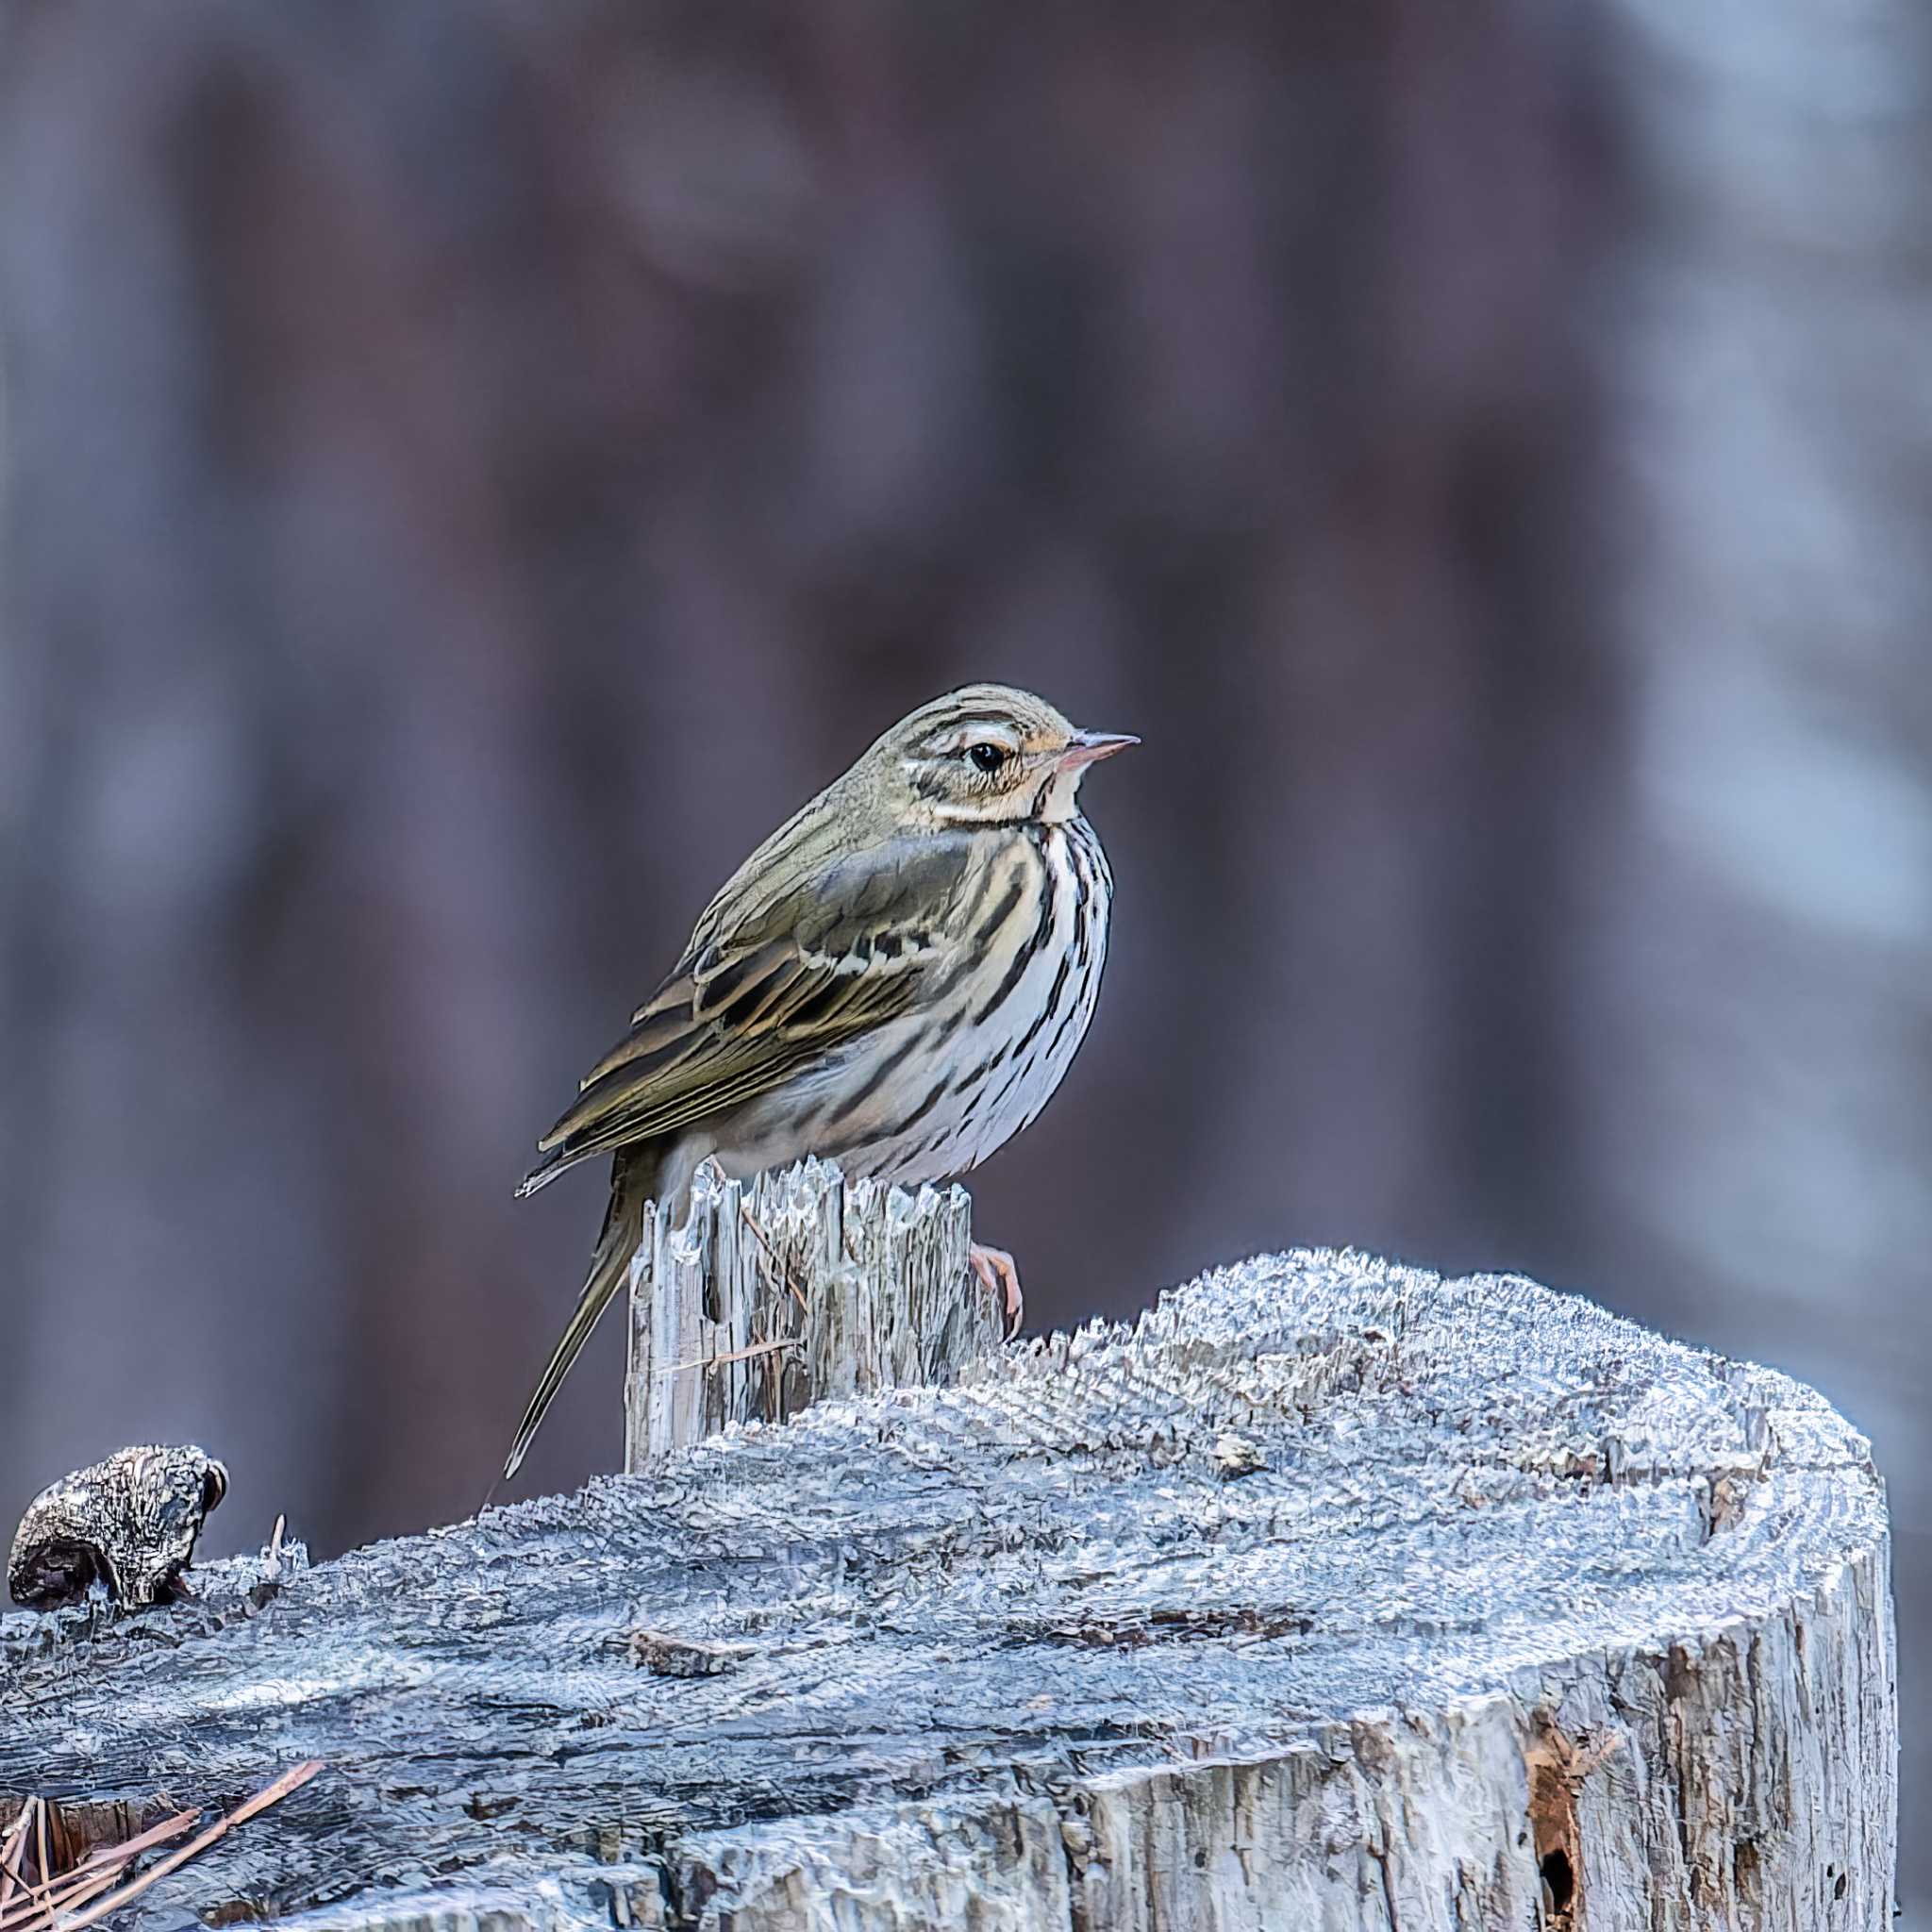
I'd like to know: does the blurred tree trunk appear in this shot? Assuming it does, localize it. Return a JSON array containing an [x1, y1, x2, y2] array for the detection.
[[1575, 0, 1932, 1862]]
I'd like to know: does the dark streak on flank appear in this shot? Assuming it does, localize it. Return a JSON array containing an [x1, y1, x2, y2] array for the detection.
[[1011, 952, 1072, 1066], [1039, 971, 1089, 1068], [954, 1039, 1012, 1096], [974, 843, 1056, 1023], [931, 857, 1027, 999], [982, 958, 1075, 1123], [824, 1025, 931, 1127], [888, 1074, 952, 1142], [974, 870, 1027, 959], [981, 1047, 1034, 1123]]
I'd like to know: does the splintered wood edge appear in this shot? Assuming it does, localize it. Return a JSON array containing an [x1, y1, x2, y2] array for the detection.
[[623, 1158, 998, 1470]]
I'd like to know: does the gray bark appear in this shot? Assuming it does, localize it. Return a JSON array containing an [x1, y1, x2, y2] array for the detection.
[[0, 1245, 1896, 1930]]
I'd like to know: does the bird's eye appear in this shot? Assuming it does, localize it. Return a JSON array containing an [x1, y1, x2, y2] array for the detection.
[[967, 742, 1008, 774]]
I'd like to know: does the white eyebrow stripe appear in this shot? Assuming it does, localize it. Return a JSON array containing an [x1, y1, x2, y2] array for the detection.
[[925, 720, 1024, 753]]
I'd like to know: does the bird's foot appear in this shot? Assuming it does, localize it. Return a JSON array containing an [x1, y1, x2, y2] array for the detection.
[[970, 1242, 1024, 1339]]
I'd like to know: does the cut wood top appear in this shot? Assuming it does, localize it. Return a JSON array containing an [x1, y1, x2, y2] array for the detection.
[[0, 1247, 1890, 1930]]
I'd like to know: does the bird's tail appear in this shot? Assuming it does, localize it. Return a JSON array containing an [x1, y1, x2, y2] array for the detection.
[[500, 1153, 651, 1484]]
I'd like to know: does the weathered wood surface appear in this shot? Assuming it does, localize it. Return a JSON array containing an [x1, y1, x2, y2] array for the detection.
[[0, 1246, 1895, 1930], [624, 1160, 998, 1470]]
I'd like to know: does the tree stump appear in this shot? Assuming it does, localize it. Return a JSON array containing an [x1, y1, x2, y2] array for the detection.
[[0, 1241, 1896, 1930]]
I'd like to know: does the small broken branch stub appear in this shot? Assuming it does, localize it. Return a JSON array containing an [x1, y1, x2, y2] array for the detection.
[[623, 1157, 1002, 1469]]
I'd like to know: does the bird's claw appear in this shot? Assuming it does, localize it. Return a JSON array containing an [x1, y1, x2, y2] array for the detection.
[[970, 1242, 1024, 1340]]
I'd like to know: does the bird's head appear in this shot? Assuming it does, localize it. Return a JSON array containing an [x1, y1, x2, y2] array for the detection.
[[868, 683, 1136, 827]]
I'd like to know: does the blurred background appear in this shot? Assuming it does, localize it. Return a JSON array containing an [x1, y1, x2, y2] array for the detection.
[[2, 0, 1926, 1891]]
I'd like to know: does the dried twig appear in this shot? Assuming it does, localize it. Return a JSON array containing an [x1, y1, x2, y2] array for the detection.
[[656, 1335, 801, 1377], [0, 1808, 183, 1932], [0, 1765, 319, 1932], [53, 1760, 322, 1932], [737, 1208, 810, 1314], [66, 1808, 198, 1875], [0, 1800, 37, 1912], [7, 1859, 137, 1927]]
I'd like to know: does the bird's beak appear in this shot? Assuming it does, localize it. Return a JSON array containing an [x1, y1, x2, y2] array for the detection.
[[1057, 730, 1139, 772]]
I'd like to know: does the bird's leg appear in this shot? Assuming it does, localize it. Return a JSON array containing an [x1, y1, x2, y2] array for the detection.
[[970, 1242, 1024, 1339]]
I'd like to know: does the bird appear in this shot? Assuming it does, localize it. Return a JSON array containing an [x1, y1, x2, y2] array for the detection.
[[501, 683, 1134, 1482]]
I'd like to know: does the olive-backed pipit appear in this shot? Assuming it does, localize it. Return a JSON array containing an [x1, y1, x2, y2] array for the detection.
[[504, 683, 1133, 1479]]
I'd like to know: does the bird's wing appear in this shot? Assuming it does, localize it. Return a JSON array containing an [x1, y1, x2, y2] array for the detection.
[[517, 832, 977, 1193]]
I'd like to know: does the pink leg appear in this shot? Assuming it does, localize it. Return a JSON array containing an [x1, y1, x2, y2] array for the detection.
[[970, 1242, 1024, 1339]]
